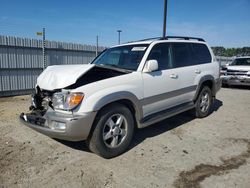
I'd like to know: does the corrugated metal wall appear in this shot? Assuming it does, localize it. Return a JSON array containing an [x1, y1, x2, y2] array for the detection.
[[0, 35, 106, 97]]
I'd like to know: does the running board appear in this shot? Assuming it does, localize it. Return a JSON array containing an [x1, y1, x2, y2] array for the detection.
[[139, 102, 195, 128]]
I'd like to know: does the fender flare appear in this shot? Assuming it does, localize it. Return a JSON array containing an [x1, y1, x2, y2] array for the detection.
[[193, 75, 216, 101], [92, 91, 143, 122]]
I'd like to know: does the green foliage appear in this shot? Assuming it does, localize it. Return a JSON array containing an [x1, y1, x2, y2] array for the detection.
[[211, 46, 250, 57]]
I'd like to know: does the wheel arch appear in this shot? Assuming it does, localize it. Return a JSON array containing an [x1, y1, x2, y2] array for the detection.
[[92, 91, 143, 127], [193, 75, 216, 101]]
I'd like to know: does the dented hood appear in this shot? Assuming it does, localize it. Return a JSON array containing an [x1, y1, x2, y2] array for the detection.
[[37, 64, 95, 90]]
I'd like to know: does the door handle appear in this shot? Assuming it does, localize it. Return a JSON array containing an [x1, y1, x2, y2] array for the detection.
[[195, 69, 201, 74], [170, 73, 178, 79]]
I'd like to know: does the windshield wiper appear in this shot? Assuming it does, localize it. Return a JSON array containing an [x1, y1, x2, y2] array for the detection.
[[103, 64, 120, 68]]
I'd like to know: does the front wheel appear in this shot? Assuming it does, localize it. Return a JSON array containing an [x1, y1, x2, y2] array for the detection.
[[194, 86, 213, 118], [86, 103, 134, 158]]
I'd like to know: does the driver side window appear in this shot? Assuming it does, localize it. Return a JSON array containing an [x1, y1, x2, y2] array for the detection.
[[147, 43, 172, 70]]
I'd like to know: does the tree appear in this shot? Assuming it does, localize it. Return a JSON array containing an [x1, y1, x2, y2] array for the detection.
[[211, 47, 250, 57]]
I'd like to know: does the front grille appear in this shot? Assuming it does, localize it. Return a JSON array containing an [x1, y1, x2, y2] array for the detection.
[[26, 114, 46, 126], [226, 69, 248, 76]]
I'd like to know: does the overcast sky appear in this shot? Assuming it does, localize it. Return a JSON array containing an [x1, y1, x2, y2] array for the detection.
[[0, 0, 249, 47]]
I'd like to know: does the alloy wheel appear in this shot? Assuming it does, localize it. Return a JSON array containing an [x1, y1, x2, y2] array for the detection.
[[102, 114, 128, 148]]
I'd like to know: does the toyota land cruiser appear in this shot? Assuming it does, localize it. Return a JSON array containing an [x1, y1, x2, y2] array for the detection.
[[20, 36, 221, 158]]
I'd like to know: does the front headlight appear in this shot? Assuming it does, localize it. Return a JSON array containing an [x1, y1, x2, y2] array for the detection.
[[52, 92, 84, 110]]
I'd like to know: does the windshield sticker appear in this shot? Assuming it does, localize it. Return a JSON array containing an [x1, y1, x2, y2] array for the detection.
[[131, 47, 147, 51]]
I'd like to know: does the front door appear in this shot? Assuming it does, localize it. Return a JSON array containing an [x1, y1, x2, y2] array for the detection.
[[142, 42, 196, 117]]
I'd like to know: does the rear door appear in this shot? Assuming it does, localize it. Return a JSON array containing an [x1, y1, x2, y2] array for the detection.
[[190, 43, 213, 83], [170, 42, 198, 103], [170, 42, 213, 103]]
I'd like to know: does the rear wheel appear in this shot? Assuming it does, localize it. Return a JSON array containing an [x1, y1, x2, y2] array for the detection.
[[86, 103, 134, 158], [194, 86, 213, 118]]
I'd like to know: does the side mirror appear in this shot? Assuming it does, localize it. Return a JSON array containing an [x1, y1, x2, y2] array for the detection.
[[144, 60, 158, 72]]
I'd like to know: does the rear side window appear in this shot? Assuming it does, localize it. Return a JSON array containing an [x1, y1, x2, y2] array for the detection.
[[191, 43, 212, 64], [171, 43, 193, 68], [171, 42, 212, 68]]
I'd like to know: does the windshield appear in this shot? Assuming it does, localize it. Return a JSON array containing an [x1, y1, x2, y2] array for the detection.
[[92, 44, 149, 71], [231, 58, 250, 66]]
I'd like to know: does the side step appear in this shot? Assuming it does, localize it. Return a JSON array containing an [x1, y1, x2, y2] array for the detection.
[[140, 102, 195, 128]]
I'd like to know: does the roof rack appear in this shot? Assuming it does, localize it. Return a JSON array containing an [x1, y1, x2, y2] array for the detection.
[[124, 36, 205, 45], [136, 37, 161, 42], [161, 36, 205, 42], [125, 37, 161, 44]]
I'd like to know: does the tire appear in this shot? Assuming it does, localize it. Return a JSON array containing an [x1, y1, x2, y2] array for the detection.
[[194, 86, 213, 118], [86, 103, 134, 158]]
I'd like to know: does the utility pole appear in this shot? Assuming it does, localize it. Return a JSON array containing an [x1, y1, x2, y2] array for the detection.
[[37, 28, 46, 69], [117, 30, 122, 44], [96, 35, 99, 57], [163, 0, 168, 38]]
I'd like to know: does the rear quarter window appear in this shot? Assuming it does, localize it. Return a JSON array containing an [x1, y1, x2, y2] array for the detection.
[[191, 43, 212, 64]]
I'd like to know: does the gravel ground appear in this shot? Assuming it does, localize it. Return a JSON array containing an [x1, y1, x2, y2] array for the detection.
[[0, 87, 250, 188]]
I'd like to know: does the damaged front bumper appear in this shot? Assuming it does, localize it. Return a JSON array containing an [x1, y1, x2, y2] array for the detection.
[[221, 75, 250, 86], [20, 109, 96, 141]]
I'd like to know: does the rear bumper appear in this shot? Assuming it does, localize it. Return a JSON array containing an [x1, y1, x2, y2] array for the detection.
[[221, 75, 250, 86], [20, 110, 97, 141]]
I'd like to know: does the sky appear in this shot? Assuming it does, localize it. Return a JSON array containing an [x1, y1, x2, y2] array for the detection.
[[0, 0, 249, 47]]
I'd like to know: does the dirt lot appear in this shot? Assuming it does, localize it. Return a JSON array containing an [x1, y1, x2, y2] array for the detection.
[[0, 87, 250, 188]]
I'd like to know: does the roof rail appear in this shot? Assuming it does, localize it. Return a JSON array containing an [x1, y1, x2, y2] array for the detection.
[[161, 36, 205, 42], [124, 36, 205, 45], [125, 37, 161, 44], [136, 37, 161, 42]]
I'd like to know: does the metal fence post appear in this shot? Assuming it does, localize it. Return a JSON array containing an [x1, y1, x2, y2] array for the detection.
[[42, 28, 46, 69], [96, 35, 99, 57]]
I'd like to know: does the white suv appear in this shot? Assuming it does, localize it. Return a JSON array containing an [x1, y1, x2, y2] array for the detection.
[[221, 56, 250, 86], [20, 36, 221, 158]]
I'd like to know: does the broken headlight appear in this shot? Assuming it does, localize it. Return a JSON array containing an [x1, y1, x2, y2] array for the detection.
[[52, 92, 84, 110]]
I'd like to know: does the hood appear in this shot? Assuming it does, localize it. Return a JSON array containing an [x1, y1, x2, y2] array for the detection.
[[227, 65, 250, 72], [37, 64, 95, 90]]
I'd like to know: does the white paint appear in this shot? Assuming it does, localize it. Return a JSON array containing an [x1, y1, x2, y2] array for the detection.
[[36, 38, 220, 120], [37, 64, 95, 90]]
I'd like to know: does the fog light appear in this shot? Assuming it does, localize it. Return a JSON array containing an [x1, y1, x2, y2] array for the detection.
[[50, 121, 66, 131]]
